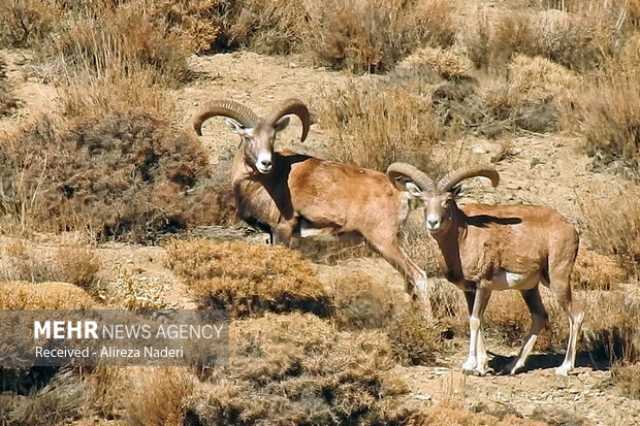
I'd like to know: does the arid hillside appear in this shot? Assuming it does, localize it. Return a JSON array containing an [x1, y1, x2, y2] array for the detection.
[[1, 0, 639, 425]]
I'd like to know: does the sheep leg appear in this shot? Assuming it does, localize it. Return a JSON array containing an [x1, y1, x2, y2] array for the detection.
[[366, 233, 431, 319], [552, 278, 584, 376], [463, 287, 491, 375], [272, 220, 296, 247], [507, 287, 548, 375], [548, 238, 583, 376]]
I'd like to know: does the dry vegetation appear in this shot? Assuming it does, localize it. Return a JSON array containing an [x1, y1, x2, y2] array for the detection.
[[166, 240, 332, 317], [0, 281, 95, 310], [0, 56, 18, 117]]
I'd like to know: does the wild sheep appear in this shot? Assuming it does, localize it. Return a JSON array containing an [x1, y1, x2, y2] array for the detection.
[[193, 99, 431, 315], [386, 163, 583, 376]]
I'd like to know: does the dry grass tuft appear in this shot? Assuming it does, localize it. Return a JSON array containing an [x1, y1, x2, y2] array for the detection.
[[166, 240, 331, 317], [329, 271, 394, 330], [0, 241, 102, 294], [579, 192, 640, 278], [397, 47, 473, 80], [126, 367, 195, 426], [305, 0, 455, 73], [569, 70, 640, 174], [0, 281, 96, 310], [463, 6, 624, 72], [612, 363, 640, 399], [318, 81, 443, 172], [189, 312, 406, 424], [388, 306, 441, 366], [572, 246, 627, 290]]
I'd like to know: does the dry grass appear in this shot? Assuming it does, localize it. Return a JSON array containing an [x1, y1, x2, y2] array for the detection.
[[0, 241, 101, 293], [389, 306, 442, 366], [0, 281, 96, 309], [463, 6, 625, 72], [126, 367, 195, 425], [1, 371, 87, 426], [397, 47, 473, 81], [188, 312, 407, 424], [0, 0, 62, 48], [318, 81, 444, 172], [579, 191, 640, 278], [569, 71, 640, 174], [0, 56, 19, 117], [305, 0, 455, 73], [612, 363, 640, 399], [572, 246, 627, 290], [329, 271, 395, 330], [165, 240, 331, 317]]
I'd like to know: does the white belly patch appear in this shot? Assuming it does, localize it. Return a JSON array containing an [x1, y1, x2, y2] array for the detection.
[[488, 270, 538, 290]]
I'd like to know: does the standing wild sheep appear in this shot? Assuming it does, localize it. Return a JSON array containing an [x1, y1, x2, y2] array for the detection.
[[193, 99, 431, 315], [387, 163, 583, 376]]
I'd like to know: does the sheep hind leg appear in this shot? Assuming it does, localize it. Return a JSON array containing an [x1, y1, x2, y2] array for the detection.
[[366, 233, 431, 319], [507, 287, 548, 375], [549, 233, 583, 376]]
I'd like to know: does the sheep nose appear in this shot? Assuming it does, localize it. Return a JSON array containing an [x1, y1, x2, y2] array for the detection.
[[260, 159, 272, 169], [427, 219, 439, 229]]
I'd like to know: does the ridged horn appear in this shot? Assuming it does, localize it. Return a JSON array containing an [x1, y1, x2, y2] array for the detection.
[[437, 167, 500, 193], [265, 98, 311, 142], [386, 162, 436, 194], [192, 100, 259, 136]]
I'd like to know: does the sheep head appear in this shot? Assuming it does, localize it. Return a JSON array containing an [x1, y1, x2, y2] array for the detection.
[[193, 98, 311, 174], [387, 163, 499, 235]]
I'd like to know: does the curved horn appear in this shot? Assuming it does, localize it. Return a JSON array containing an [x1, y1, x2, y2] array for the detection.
[[386, 162, 436, 193], [192, 100, 259, 136], [437, 167, 500, 193], [265, 98, 311, 142]]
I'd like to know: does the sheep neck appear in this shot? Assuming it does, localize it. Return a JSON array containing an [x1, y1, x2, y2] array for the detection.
[[433, 204, 468, 285]]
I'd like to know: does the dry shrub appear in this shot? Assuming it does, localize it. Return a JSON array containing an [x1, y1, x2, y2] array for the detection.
[[189, 313, 406, 425], [388, 306, 441, 366], [0, 0, 62, 48], [126, 367, 195, 426], [0, 57, 19, 117], [215, 0, 306, 55], [397, 47, 473, 81], [305, 0, 455, 73], [318, 81, 443, 172], [408, 400, 546, 426], [88, 364, 129, 418], [572, 246, 627, 290], [165, 240, 331, 317], [148, 0, 224, 54], [0, 281, 96, 310], [39, 0, 191, 84], [612, 363, 640, 399], [463, 7, 624, 72], [579, 192, 640, 278], [1, 371, 87, 426], [569, 71, 640, 173], [329, 271, 394, 330], [0, 110, 222, 241], [0, 241, 101, 293]]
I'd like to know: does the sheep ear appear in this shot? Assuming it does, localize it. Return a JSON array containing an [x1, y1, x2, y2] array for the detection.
[[274, 117, 290, 132], [224, 118, 253, 136], [405, 182, 423, 198]]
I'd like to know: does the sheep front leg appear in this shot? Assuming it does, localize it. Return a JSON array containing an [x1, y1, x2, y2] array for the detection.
[[463, 287, 492, 375]]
